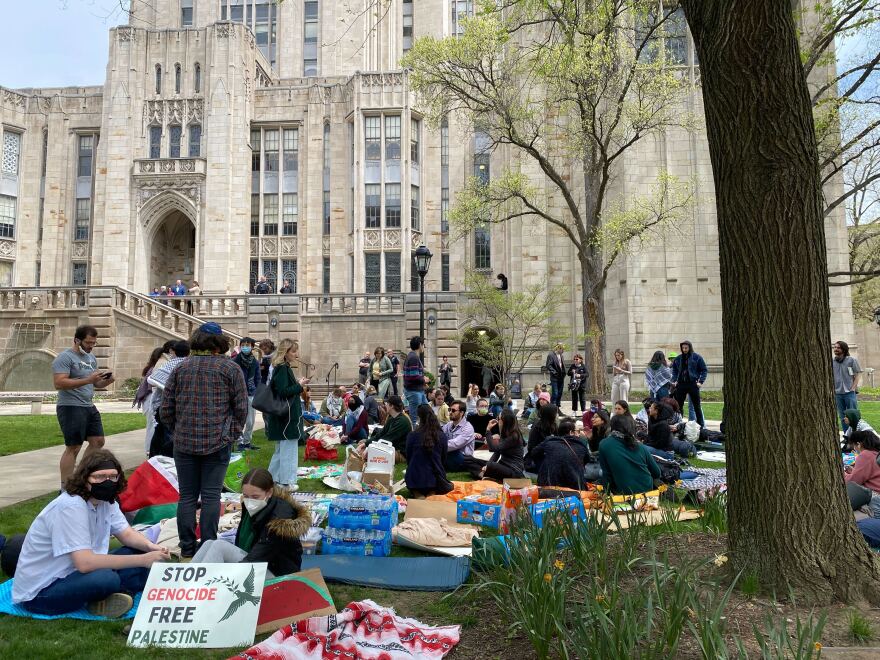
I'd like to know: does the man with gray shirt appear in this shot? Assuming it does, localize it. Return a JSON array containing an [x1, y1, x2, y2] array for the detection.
[[833, 340, 862, 432], [52, 325, 115, 483]]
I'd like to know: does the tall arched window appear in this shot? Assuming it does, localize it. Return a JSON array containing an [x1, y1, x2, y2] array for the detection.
[[194, 63, 201, 93], [174, 64, 181, 94], [155, 65, 162, 95]]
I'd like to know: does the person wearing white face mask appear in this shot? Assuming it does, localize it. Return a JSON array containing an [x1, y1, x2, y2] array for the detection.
[[191, 468, 310, 578]]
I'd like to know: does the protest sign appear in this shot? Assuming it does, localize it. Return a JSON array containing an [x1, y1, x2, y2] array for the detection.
[[127, 563, 266, 649]]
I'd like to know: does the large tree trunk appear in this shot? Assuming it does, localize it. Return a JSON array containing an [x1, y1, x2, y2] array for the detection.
[[581, 257, 607, 397], [680, 0, 880, 604]]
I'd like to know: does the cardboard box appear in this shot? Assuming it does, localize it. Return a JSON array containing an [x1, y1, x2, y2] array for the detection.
[[255, 568, 336, 635], [529, 496, 587, 528], [457, 499, 504, 529]]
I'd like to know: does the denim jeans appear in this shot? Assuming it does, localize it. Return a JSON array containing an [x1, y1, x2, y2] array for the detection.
[[174, 444, 231, 557], [654, 385, 671, 401], [22, 547, 148, 615], [835, 392, 859, 431], [445, 449, 467, 472], [268, 439, 299, 487], [404, 389, 428, 423], [551, 379, 565, 408], [239, 396, 256, 443]]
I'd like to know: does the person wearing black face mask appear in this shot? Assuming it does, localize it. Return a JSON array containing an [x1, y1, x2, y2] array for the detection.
[[11, 450, 169, 618]]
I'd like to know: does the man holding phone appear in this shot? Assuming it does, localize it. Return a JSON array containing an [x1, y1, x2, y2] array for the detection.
[[53, 325, 116, 484]]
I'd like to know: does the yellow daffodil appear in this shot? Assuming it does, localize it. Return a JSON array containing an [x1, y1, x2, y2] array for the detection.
[[595, 593, 605, 603], [713, 554, 729, 567], [543, 573, 552, 582], [814, 642, 822, 651], [554, 559, 565, 570]]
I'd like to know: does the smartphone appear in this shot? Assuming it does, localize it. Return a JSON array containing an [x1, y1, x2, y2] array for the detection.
[[102, 371, 113, 379]]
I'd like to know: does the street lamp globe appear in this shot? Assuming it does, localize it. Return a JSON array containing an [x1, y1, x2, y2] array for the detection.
[[414, 245, 433, 276]]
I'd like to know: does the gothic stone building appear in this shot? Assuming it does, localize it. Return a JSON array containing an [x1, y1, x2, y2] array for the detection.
[[0, 0, 854, 393]]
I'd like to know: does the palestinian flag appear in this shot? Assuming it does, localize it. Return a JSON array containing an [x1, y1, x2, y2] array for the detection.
[[119, 456, 179, 515]]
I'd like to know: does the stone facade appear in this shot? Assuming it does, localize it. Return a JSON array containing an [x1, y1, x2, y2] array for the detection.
[[0, 0, 855, 393]]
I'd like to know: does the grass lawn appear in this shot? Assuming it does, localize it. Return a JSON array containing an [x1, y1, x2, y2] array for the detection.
[[686, 400, 880, 430], [0, 428, 482, 658], [0, 414, 146, 456]]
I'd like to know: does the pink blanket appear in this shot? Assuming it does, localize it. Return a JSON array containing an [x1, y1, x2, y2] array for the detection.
[[232, 599, 460, 660]]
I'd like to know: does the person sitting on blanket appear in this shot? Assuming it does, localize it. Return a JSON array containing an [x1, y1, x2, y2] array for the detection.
[[341, 396, 369, 444], [532, 418, 593, 490], [405, 404, 452, 497], [588, 408, 611, 452], [528, 391, 553, 424], [843, 409, 876, 449], [525, 403, 558, 473], [443, 400, 477, 472], [320, 387, 347, 427], [844, 430, 880, 517], [360, 395, 413, 457], [598, 415, 662, 495], [363, 386, 381, 424], [192, 468, 310, 578], [467, 398, 494, 446], [12, 450, 169, 617], [650, 399, 697, 458], [301, 386, 321, 423], [477, 409, 526, 482], [580, 398, 604, 434], [634, 398, 653, 435]]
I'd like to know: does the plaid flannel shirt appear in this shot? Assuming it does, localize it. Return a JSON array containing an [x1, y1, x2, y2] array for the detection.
[[159, 355, 249, 455]]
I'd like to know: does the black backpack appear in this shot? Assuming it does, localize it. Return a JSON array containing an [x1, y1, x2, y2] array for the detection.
[[653, 455, 682, 484]]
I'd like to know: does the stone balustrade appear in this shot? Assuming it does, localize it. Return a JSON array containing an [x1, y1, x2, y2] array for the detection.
[[0, 288, 89, 311], [299, 293, 405, 315], [132, 157, 207, 177], [114, 289, 243, 341]]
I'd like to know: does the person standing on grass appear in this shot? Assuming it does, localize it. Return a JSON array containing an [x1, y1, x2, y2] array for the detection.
[[545, 343, 566, 408], [388, 349, 401, 396], [53, 325, 115, 485], [610, 349, 632, 406], [403, 336, 428, 422], [670, 340, 707, 428], [266, 339, 310, 491], [833, 340, 862, 432], [160, 322, 248, 559], [233, 337, 261, 452], [568, 353, 589, 413], [12, 450, 168, 617]]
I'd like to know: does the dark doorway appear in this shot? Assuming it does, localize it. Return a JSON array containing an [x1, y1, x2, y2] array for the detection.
[[459, 328, 499, 398]]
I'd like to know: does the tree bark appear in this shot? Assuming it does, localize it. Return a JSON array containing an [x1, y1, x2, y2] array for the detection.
[[680, 0, 880, 604]]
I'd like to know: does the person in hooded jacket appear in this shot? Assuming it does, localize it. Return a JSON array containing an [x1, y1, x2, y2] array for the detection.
[[532, 419, 593, 490], [192, 468, 310, 578], [670, 340, 708, 427]]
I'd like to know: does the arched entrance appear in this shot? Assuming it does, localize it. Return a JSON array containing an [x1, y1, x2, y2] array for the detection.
[[150, 210, 196, 289], [459, 327, 500, 398], [0, 349, 55, 391]]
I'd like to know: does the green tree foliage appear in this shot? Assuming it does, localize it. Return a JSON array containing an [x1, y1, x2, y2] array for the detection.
[[456, 272, 565, 390], [403, 0, 694, 391]]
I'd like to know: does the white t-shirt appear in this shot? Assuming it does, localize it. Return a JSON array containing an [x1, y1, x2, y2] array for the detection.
[[12, 492, 129, 603]]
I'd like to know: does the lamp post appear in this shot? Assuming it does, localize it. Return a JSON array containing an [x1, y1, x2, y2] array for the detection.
[[414, 245, 433, 343]]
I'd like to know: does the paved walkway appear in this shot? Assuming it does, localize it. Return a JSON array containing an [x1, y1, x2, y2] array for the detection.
[[0, 400, 138, 416], [0, 418, 265, 509]]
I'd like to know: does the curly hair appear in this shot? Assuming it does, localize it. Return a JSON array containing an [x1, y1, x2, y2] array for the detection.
[[64, 449, 127, 502]]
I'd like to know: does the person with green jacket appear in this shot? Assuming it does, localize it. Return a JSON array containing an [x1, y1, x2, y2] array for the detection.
[[369, 347, 394, 400], [598, 416, 661, 495], [266, 339, 309, 491], [360, 395, 412, 456]]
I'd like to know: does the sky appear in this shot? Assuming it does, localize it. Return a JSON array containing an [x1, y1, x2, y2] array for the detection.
[[0, 1, 125, 89], [0, 2, 873, 91]]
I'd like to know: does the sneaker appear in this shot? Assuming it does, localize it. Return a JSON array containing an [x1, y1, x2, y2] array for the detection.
[[87, 592, 133, 619], [238, 442, 260, 452]]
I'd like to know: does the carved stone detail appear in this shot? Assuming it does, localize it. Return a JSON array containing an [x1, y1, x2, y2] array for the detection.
[[0, 240, 15, 257], [216, 22, 235, 39], [117, 27, 136, 43], [411, 231, 423, 249], [250, 238, 259, 256], [280, 237, 298, 255], [384, 230, 401, 249], [322, 236, 331, 254], [2, 89, 27, 111], [262, 237, 278, 256], [364, 229, 381, 250], [72, 242, 89, 258]]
